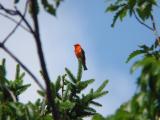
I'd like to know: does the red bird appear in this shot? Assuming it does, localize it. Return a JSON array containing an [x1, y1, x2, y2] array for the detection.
[[74, 44, 88, 70]]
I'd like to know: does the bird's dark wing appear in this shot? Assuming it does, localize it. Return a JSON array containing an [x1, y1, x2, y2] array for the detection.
[[81, 49, 86, 63], [81, 48, 87, 70]]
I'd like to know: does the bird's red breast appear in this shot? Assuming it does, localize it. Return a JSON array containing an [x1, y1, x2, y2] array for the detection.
[[74, 44, 82, 58]]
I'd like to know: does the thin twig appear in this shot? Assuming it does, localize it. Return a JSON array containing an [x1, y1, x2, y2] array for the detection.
[[7, 0, 35, 34], [150, 14, 159, 37], [2, 0, 29, 44], [0, 1, 45, 91], [0, 12, 30, 32], [5, 87, 17, 102], [0, 44, 44, 91], [133, 10, 154, 31], [0, 1, 31, 44], [0, 4, 17, 15], [2, 18, 23, 44], [16, 11, 34, 34]]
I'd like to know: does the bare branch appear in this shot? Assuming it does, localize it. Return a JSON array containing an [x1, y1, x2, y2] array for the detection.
[[16, 10, 34, 34], [0, 44, 45, 91], [1, 1, 30, 44], [0, 1, 45, 91], [150, 14, 159, 37], [133, 10, 154, 31], [30, 0, 60, 119], [0, 4, 17, 15], [0, 12, 30, 32], [2, 18, 23, 44]]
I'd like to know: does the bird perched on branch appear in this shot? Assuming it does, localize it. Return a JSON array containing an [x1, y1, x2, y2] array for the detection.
[[74, 44, 88, 70]]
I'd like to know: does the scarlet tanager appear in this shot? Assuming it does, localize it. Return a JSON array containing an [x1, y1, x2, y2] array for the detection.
[[74, 44, 88, 70]]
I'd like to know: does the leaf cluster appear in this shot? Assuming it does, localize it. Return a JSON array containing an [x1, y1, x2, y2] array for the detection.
[[126, 37, 160, 63], [105, 55, 160, 120], [106, 0, 157, 27], [14, 0, 63, 16], [38, 60, 109, 120], [0, 59, 108, 120], [0, 59, 44, 120]]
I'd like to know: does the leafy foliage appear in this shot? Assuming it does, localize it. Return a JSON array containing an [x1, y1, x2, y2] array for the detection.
[[106, 0, 157, 27], [0, 59, 108, 120], [15, 0, 63, 16], [92, 113, 106, 120], [0, 59, 44, 120], [102, 1, 160, 119], [126, 37, 160, 63], [38, 60, 109, 120], [106, 54, 160, 120]]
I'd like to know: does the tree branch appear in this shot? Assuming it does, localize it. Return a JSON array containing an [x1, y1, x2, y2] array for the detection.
[[133, 10, 154, 32], [0, 1, 44, 91], [2, 0, 29, 44], [16, 10, 35, 34], [30, 0, 60, 120], [0, 4, 17, 15], [150, 14, 159, 37], [2, 17, 23, 44], [0, 12, 30, 33], [0, 44, 44, 91]]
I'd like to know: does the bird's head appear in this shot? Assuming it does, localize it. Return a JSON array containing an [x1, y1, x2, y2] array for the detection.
[[74, 44, 81, 48]]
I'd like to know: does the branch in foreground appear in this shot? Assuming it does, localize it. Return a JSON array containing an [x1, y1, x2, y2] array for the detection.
[[0, 44, 44, 91], [30, 0, 60, 120]]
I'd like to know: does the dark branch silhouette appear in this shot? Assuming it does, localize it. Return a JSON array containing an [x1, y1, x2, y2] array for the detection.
[[0, 44, 44, 91], [0, 1, 44, 91], [2, 1, 29, 44], [30, 1, 60, 119], [133, 10, 154, 32], [0, 1, 59, 119], [0, 12, 30, 32], [150, 14, 159, 37]]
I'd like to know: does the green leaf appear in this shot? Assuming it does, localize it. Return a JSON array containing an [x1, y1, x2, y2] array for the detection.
[[96, 80, 109, 93], [130, 57, 155, 73], [55, 76, 61, 92], [93, 91, 108, 99], [1, 59, 6, 77], [60, 100, 75, 110], [15, 64, 20, 80], [128, 0, 136, 15], [65, 68, 77, 83], [92, 113, 105, 120], [126, 50, 145, 63], [55, 0, 62, 8], [85, 107, 96, 113], [17, 84, 31, 95], [90, 101, 102, 107], [106, 4, 120, 12], [119, 8, 127, 21], [77, 59, 83, 81], [77, 79, 95, 91], [37, 90, 45, 97], [29, 0, 39, 16], [41, 0, 56, 16], [111, 6, 127, 27]]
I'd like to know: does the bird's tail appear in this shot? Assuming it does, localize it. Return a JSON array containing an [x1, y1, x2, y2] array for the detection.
[[83, 64, 88, 70]]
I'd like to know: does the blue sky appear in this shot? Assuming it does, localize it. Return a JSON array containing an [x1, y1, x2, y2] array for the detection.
[[0, 0, 158, 117]]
